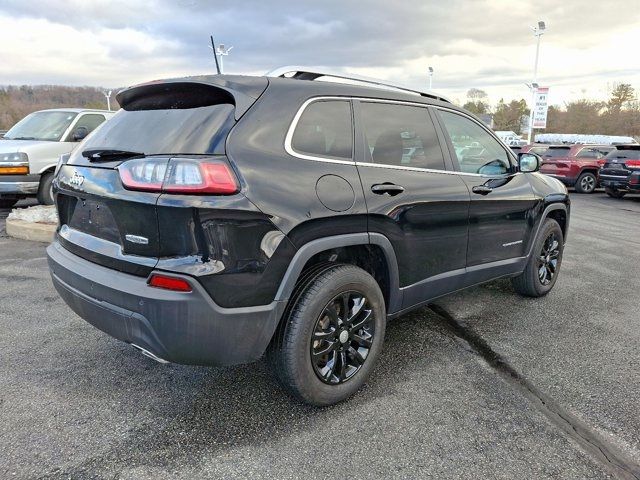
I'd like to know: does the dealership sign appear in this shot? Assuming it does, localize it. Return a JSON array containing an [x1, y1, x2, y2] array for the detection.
[[532, 87, 549, 129]]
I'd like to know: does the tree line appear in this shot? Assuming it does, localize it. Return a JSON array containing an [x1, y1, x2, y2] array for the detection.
[[0, 85, 120, 130], [462, 83, 640, 139]]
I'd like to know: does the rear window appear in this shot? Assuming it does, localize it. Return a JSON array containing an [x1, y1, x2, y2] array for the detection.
[[544, 147, 571, 158], [77, 104, 235, 156], [605, 148, 640, 161]]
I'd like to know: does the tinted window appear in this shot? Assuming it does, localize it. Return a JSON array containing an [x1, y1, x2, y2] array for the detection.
[[75, 104, 235, 156], [605, 148, 640, 160], [291, 101, 352, 159], [544, 147, 571, 158], [576, 148, 600, 159], [438, 110, 510, 175], [530, 146, 548, 155], [360, 102, 445, 170], [66, 114, 106, 141]]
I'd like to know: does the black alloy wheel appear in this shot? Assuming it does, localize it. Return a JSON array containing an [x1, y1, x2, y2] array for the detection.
[[537, 232, 560, 286], [310, 291, 375, 384]]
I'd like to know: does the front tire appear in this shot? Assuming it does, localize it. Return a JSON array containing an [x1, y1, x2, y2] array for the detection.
[[605, 187, 626, 199], [37, 172, 54, 205], [512, 219, 564, 297], [574, 172, 597, 193], [269, 264, 386, 406]]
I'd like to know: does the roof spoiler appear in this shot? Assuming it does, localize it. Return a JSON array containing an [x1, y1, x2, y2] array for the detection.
[[116, 76, 268, 120]]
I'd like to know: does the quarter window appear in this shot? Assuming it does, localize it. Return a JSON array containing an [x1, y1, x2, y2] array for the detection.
[[439, 110, 511, 175], [360, 102, 445, 170], [291, 100, 353, 160]]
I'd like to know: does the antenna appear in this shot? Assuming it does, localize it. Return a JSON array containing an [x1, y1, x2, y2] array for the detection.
[[210, 35, 221, 74]]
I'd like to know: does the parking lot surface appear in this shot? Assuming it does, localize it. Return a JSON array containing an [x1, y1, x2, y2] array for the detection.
[[1, 193, 639, 479]]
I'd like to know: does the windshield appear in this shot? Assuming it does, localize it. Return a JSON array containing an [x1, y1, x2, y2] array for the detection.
[[4, 111, 78, 141], [72, 104, 235, 160]]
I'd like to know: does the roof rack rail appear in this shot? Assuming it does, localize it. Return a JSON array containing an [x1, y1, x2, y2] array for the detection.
[[265, 66, 451, 103]]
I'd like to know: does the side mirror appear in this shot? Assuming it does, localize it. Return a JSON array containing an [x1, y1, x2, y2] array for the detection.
[[72, 126, 89, 142], [518, 152, 540, 173]]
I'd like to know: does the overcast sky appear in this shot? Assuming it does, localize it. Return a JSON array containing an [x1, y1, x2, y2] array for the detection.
[[1, 0, 639, 107]]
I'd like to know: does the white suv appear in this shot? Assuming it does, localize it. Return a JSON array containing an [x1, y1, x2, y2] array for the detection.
[[0, 108, 114, 208]]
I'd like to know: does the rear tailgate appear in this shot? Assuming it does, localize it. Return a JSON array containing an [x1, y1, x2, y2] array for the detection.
[[540, 146, 572, 176], [54, 76, 267, 276]]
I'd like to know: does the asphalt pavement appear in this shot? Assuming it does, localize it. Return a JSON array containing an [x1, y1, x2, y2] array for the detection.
[[0, 193, 639, 479]]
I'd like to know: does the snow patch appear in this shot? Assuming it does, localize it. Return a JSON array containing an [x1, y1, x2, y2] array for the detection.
[[8, 205, 58, 225]]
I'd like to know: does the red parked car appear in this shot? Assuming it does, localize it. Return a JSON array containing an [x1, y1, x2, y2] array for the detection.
[[539, 144, 614, 193]]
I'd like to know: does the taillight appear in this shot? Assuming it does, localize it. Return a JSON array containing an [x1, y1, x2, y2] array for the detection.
[[626, 160, 640, 170], [118, 157, 239, 195], [148, 274, 192, 292]]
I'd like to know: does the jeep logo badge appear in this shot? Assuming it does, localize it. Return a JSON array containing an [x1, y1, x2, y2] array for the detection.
[[69, 171, 85, 188]]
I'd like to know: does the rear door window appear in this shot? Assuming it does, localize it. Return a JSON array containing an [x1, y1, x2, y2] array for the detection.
[[291, 100, 353, 160], [359, 102, 445, 170]]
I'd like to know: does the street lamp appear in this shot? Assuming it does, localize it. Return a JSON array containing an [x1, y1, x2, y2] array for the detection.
[[215, 44, 233, 74], [103, 90, 112, 111], [527, 20, 546, 142], [428, 67, 434, 90]]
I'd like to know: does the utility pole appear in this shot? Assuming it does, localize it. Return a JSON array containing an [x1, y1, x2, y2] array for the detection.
[[104, 90, 112, 111], [527, 21, 546, 143], [215, 44, 233, 74], [428, 67, 434, 90]]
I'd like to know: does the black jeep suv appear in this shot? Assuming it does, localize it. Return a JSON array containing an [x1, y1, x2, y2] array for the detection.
[[599, 145, 640, 198], [47, 68, 570, 406]]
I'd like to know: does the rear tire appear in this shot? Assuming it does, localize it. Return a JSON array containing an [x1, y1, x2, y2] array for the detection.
[[268, 264, 386, 406], [605, 187, 626, 199], [511, 219, 564, 297], [574, 172, 597, 193], [37, 172, 55, 205], [0, 199, 18, 209]]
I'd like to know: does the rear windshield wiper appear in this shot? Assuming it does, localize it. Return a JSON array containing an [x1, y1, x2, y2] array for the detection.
[[82, 149, 145, 162]]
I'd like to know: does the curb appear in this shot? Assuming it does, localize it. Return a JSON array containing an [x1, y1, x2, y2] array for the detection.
[[5, 218, 56, 243]]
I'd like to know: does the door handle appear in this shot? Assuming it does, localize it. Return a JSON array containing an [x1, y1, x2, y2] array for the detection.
[[472, 185, 493, 195], [371, 183, 405, 196]]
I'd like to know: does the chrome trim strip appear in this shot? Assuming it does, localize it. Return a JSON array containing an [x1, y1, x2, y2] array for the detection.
[[0, 181, 39, 193], [599, 174, 629, 179], [284, 96, 515, 179], [0, 161, 29, 167]]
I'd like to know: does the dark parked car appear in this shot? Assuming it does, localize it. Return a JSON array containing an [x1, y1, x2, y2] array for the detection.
[[539, 144, 614, 193], [47, 68, 570, 406], [599, 145, 640, 198]]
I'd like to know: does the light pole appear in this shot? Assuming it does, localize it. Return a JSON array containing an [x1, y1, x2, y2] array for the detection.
[[215, 44, 233, 74], [527, 21, 546, 143], [428, 67, 434, 90], [103, 90, 112, 111]]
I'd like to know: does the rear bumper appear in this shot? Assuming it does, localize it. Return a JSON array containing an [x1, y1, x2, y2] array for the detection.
[[0, 174, 40, 194], [600, 173, 640, 191], [47, 241, 286, 366]]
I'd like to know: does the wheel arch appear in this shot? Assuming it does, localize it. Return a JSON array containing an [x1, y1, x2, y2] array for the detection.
[[528, 202, 569, 256], [273, 233, 402, 314]]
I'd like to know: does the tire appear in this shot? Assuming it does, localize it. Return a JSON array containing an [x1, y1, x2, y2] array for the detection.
[[605, 187, 626, 199], [0, 199, 18, 209], [37, 172, 54, 205], [511, 218, 564, 297], [268, 264, 386, 406], [574, 172, 597, 194]]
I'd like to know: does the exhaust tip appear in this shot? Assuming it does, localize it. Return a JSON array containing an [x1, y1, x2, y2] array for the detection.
[[130, 343, 170, 364]]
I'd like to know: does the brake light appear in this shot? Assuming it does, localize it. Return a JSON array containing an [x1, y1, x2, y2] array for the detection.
[[148, 274, 192, 292], [118, 158, 239, 195], [626, 160, 640, 170]]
